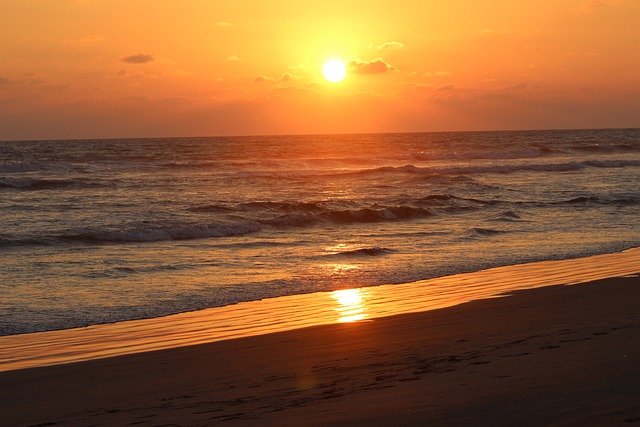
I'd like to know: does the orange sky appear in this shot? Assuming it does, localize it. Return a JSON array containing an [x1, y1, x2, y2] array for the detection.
[[1, 0, 639, 140]]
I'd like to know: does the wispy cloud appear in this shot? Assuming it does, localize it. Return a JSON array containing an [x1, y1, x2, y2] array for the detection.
[[367, 41, 405, 50], [252, 75, 273, 83], [348, 58, 398, 74], [573, 0, 623, 14], [251, 72, 297, 84], [423, 71, 452, 78], [227, 55, 244, 62], [120, 53, 154, 64], [77, 34, 105, 43], [215, 22, 232, 28], [280, 72, 294, 82]]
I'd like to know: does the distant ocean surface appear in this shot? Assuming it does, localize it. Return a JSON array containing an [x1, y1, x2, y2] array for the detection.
[[1, 129, 639, 336]]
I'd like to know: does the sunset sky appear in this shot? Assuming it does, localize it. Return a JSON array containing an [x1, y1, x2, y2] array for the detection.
[[1, 0, 639, 140]]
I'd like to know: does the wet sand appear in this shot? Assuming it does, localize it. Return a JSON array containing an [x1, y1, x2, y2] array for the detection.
[[1, 273, 639, 426], [3, 248, 639, 372]]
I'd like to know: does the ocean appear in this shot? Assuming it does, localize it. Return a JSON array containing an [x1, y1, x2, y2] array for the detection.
[[1, 129, 639, 336]]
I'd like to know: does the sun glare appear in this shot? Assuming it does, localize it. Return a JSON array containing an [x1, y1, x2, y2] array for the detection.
[[331, 289, 368, 323], [323, 59, 347, 83]]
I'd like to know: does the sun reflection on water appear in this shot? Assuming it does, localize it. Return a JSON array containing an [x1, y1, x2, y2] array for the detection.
[[331, 288, 368, 323]]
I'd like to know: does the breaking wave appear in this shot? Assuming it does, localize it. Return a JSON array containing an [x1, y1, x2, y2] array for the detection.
[[351, 159, 640, 178], [327, 246, 396, 257], [491, 211, 523, 221], [468, 227, 509, 237]]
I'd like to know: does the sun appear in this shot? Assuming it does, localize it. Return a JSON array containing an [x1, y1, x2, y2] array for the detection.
[[323, 59, 347, 83]]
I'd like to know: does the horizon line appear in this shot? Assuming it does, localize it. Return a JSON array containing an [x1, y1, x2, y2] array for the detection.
[[1, 126, 638, 143]]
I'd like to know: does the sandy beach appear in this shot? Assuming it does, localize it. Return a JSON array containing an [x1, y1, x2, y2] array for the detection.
[[2, 270, 639, 426], [3, 2, 640, 425]]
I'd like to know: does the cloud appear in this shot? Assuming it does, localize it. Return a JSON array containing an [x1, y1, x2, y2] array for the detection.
[[215, 22, 232, 28], [251, 72, 297, 85], [77, 34, 105, 43], [280, 72, 294, 82], [573, 0, 623, 14], [423, 71, 452, 78], [0, 76, 9, 85], [227, 55, 244, 62], [503, 83, 529, 91], [252, 75, 273, 83], [436, 84, 456, 92], [120, 53, 154, 64], [367, 41, 405, 50], [348, 58, 398, 74], [288, 64, 306, 73], [116, 68, 190, 80]]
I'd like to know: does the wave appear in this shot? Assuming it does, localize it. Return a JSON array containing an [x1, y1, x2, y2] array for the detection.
[[3, 197, 476, 247], [321, 206, 433, 224], [256, 205, 435, 227], [555, 196, 640, 206], [7, 204, 436, 246], [189, 204, 236, 213], [414, 194, 495, 207], [0, 162, 46, 173], [327, 246, 396, 258], [79, 262, 201, 279], [468, 227, 509, 237], [583, 160, 640, 168], [117, 156, 639, 183], [560, 196, 601, 204], [191, 194, 496, 229], [408, 146, 556, 161], [240, 201, 325, 213], [491, 211, 523, 221], [1, 223, 263, 247], [298, 146, 566, 166], [259, 213, 319, 227], [158, 161, 219, 169], [0, 178, 89, 190], [135, 147, 559, 172], [62, 222, 263, 243], [350, 159, 640, 178], [569, 144, 639, 154]]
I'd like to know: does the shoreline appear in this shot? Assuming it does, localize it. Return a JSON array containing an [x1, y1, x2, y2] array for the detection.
[[1, 271, 639, 425], [1, 247, 639, 372]]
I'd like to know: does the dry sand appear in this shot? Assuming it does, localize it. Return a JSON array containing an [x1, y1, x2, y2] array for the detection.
[[1, 273, 639, 426]]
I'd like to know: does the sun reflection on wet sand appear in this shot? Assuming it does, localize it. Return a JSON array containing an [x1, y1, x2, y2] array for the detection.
[[331, 288, 368, 322], [1, 248, 639, 372]]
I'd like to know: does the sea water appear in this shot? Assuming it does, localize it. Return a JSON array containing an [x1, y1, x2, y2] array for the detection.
[[1, 129, 639, 335]]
